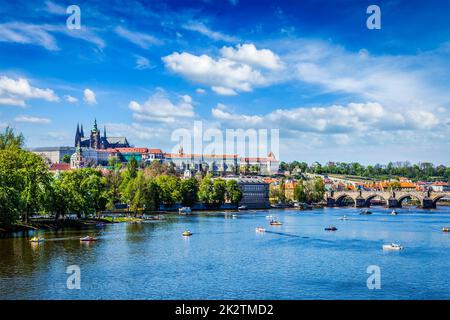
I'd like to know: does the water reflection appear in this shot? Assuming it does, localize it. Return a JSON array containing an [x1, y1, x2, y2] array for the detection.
[[0, 207, 449, 299]]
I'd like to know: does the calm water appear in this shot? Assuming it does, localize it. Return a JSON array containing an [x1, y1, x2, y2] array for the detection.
[[0, 207, 449, 300]]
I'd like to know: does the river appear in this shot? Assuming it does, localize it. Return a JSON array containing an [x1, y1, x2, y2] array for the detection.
[[0, 207, 449, 299]]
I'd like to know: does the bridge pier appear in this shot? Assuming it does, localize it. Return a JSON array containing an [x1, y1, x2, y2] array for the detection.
[[326, 197, 335, 207], [422, 197, 436, 209], [355, 197, 367, 208], [388, 197, 400, 208]]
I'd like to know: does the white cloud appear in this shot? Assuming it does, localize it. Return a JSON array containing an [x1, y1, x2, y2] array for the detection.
[[182, 22, 238, 42], [211, 102, 441, 133], [196, 88, 206, 94], [83, 88, 97, 105], [162, 51, 265, 94], [44, 0, 66, 15], [129, 90, 195, 123], [64, 95, 78, 103], [211, 86, 237, 96], [220, 44, 282, 70], [115, 26, 161, 49], [135, 55, 151, 70], [0, 22, 105, 51], [0, 76, 59, 107], [15, 115, 51, 124]]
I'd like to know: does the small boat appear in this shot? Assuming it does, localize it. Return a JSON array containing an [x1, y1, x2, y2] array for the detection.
[[360, 209, 372, 215], [339, 215, 348, 221], [80, 236, 97, 242], [178, 207, 192, 215], [238, 205, 248, 210], [390, 210, 398, 216], [442, 227, 449, 233], [29, 236, 44, 243], [256, 227, 266, 233], [325, 225, 338, 231], [269, 220, 283, 226], [382, 243, 404, 251], [182, 230, 193, 237]]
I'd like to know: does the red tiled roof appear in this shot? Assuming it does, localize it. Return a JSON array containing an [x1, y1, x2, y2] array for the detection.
[[50, 163, 71, 171], [114, 147, 149, 153], [164, 153, 238, 159], [148, 148, 163, 154]]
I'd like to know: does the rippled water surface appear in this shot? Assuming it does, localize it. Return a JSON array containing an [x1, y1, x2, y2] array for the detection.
[[1, 207, 449, 299]]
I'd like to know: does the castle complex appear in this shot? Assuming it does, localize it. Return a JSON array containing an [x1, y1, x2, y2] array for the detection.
[[74, 119, 130, 149], [30, 119, 280, 175]]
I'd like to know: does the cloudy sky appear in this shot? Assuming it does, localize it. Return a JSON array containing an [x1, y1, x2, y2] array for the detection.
[[0, 0, 449, 164]]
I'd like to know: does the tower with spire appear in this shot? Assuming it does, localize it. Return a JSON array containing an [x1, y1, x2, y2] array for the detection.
[[74, 119, 130, 149]]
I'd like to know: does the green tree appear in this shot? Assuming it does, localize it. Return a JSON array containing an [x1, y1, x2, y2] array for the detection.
[[180, 177, 198, 207], [155, 175, 181, 206], [198, 174, 214, 206], [294, 180, 307, 203], [211, 178, 227, 207], [0, 127, 24, 150], [62, 154, 71, 164], [144, 179, 161, 211], [127, 156, 139, 179], [226, 180, 242, 205]]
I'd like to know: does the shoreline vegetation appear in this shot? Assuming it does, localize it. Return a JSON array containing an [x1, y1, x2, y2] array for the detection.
[[2, 127, 449, 237]]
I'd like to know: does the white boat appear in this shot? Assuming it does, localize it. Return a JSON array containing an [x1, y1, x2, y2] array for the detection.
[[178, 207, 192, 215], [80, 236, 97, 242], [255, 227, 266, 233], [382, 243, 404, 251], [390, 210, 398, 215], [238, 205, 248, 210], [29, 236, 44, 243]]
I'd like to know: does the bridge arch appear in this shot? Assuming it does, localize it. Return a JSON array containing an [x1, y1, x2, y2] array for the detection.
[[397, 194, 422, 207], [432, 195, 449, 207], [364, 194, 387, 207], [335, 194, 356, 207]]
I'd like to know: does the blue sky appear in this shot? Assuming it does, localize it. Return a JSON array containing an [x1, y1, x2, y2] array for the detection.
[[0, 0, 449, 164]]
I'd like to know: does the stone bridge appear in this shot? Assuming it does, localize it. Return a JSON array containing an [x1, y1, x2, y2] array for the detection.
[[326, 190, 450, 209]]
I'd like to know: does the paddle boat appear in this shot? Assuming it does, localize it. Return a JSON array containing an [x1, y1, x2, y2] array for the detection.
[[29, 236, 44, 243], [269, 220, 283, 226], [382, 243, 404, 251], [178, 207, 192, 215], [442, 227, 449, 233], [80, 235, 97, 242], [325, 225, 338, 231], [360, 209, 372, 215], [390, 210, 398, 216], [255, 227, 266, 233], [182, 230, 193, 237]]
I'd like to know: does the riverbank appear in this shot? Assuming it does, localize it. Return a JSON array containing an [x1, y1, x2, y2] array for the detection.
[[0, 218, 114, 236]]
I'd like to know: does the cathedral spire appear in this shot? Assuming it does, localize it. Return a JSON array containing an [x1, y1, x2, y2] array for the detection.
[[80, 124, 84, 137], [93, 118, 98, 132], [103, 125, 107, 139], [75, 123, 80, 147]]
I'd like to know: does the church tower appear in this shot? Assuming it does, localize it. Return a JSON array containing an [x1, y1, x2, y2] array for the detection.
[[90, 119, 101, 149], [74, 123, 81, 147]]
